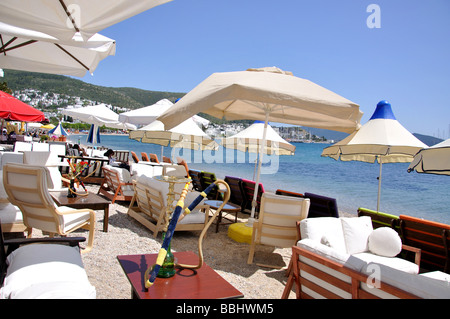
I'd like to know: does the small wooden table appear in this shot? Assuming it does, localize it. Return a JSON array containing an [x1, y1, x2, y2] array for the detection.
[[204, 200, 241, 233], [51, 191, 111, 232], [117, 251, 243, 299]]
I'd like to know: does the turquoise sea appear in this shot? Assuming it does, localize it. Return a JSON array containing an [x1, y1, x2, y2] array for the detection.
[[69, 134, 450, 224]]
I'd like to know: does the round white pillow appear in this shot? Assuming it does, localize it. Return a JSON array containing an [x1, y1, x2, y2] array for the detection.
[[368, 227, 402, 257]]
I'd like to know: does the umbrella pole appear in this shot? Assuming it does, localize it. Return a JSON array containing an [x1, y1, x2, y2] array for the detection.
[[248, 111, 269, 226], [377, 161, 382, 212]]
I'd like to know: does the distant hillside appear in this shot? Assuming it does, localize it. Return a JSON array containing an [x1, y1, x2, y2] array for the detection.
[[1, 70, 185, 109], [413, 133, 443, 147]]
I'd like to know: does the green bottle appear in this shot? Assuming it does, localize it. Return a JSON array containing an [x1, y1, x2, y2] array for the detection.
[[157, 233, 176, 278]]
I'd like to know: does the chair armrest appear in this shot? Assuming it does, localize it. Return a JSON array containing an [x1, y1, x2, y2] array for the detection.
[[402, 244, 421, 266]]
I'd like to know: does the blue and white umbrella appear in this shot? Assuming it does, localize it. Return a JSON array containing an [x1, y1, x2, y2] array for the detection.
[[322, 100, 427, 211], [48, 122, 68, 136], [87, 124, 101, 144]]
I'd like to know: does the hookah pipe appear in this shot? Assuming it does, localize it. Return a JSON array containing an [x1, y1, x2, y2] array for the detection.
[[144, 179, 230, 289], [66, 158, 101, 196]]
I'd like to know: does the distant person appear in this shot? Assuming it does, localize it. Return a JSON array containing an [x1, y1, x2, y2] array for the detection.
[[104, 149, 130, 171]]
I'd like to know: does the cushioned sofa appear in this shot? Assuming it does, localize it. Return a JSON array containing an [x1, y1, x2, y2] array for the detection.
[[287, 216, 450, 299]]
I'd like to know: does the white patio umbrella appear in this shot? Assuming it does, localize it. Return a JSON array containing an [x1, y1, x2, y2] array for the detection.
[[118, 98, 173, 127], [62, 103, 136, 145], [408, 138, 450, 176], [322, 100, 427, 212], [157, 67, 362, 223], [129, 117, 219, 155], [0, 0, 172, 41], [0, 22, 115, 77], [222, 120, 296, 156]]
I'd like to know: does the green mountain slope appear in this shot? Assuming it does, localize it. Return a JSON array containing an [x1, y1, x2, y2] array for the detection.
[[2, 70, 185, 109]]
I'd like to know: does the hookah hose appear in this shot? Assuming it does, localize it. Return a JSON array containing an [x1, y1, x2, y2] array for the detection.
[[144, 179, 230, 289]]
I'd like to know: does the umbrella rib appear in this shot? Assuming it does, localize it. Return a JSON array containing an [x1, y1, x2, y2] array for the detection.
[[0, 37, 37, 54], [54, 43, 90, 71], [59, 0, 80, 33]]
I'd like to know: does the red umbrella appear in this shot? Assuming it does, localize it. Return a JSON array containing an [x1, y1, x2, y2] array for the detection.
[[0, 90, 45, 122]]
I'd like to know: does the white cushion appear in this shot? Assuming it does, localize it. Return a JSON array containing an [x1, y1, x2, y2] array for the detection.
[[362, 262, 450, 299], [0, 244, 96, 299], [179, 211, 206, 225], [354, 252, 419, 274], [297, 238, 351, 267], [368, 227, 402, 257], [341, 216, 373, 254], [0, 203, 23, 224], [300, 217, 346, 253], [105, 164, 131, 183], [57, 206, 92, 233]]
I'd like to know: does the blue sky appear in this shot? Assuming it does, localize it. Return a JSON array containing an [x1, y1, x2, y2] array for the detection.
[[78, 0, 450, 138]]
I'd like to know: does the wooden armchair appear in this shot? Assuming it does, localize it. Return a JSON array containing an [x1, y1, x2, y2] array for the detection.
[[248, 192, 310, 267], [98, 166, 134, 204], [3, 163, 95, 253], [127, 176, 210, 238]]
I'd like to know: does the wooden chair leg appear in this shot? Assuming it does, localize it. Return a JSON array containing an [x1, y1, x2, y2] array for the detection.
[[282, 259, 294, 299]]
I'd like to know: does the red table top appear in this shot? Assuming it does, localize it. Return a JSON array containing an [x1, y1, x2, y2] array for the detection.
[[117, 251, 243, 299]]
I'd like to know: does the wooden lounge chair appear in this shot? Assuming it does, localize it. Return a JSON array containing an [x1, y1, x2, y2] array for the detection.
[[399, 214, 450, 273], [176, 158, 189, 177], [188, 169, 203, 192], [98, 166, 134, 204], [248, 192, 310, 267], [276, 189, 304, 198], [200, 171, 222, 200], [149, 153, 160, 163], [131, 151, 140, 163], [241, 178, 265, 217], [3, 163, 95, 253], [303, 192, 339, 218], [127, 176, 210, 238], [224, 176, 245, 209], [141, 152, 150, 162], [357, 207, 400, 231], [163, 156, 172, 163]]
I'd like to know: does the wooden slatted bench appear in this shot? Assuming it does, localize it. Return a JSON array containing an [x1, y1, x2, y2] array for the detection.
[[399, 214, 450, 273]]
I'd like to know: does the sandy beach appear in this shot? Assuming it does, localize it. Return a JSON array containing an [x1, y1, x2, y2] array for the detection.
[[47, 184, 305, 299]]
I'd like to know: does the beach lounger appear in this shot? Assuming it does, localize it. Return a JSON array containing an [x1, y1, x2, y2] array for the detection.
[[224, 176, 245, 209], [357, 207, 400, 231], [141, 152, 150, 162], [131, 151, 140, 163], [200, 171, 222, 200], [0, 223, 96, 299], [248, 192, 310, 267], [241, 179, 265, 217], [188, 169, 203, 192], [399, 214, 450, 273], [176, 158, 189, 177], [303, 192, 339, 218], [163, 156, 172, 163], [3, 163, 95, 253], [149, 153, 160, 163], [275, 189, 304, 198], [98, 166, 134, 204]]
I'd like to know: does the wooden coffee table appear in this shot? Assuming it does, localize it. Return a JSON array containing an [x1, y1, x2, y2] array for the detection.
[[117, 251, 244, 299], [51, 191, 111, 232]]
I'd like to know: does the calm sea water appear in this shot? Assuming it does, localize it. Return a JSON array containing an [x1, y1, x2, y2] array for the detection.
[[69, 134, 450, 224]]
